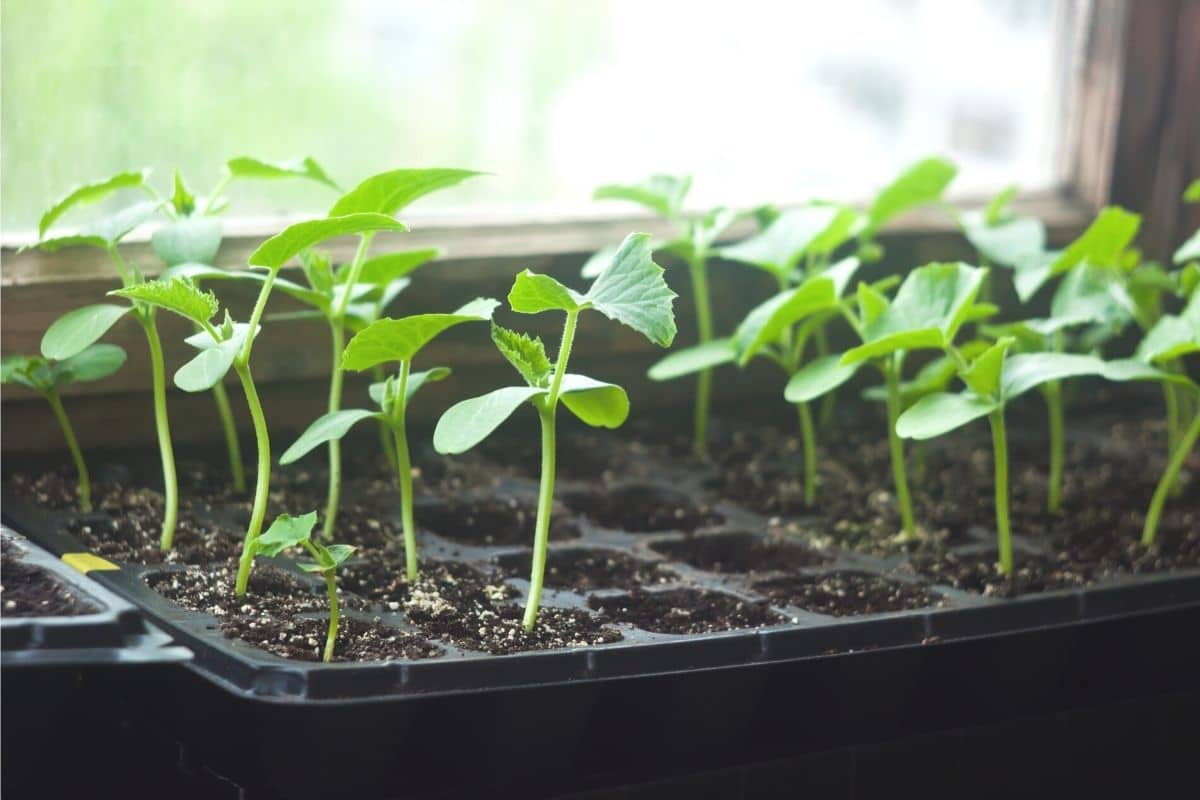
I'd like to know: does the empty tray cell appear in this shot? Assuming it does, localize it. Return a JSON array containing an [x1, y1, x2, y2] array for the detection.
[[496, 547, 677, 592], [589, 588, 782, 634], [564, 484, 723, 533], [651, 531, 829, 574], [415, 495, 579, 546], [753, 571, 942, 616]]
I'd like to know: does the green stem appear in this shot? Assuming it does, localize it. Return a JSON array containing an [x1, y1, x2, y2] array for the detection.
[[523, 310, 578, 632], [797, 401, 816, 507], [815, 326, 835, 426], [988, 410, 1013, 576], [884, 358, 916, 539], [391, 361, 418, 581], [202, 173, 233, 215], [233, 362, 270, 596], [45, 389, 91, 512], [1142, 408, 1200, 546], [138, 313, 178, 552], [1163, 377, 1183, 498], [322, 568, 339, 663], [322, 319, 346, 541], [1045, 381, 1065, 514], [211, 380, 246, 493], [373, 364, 399, 471], [688, 255, 713, 457], [912, 440, 927, 484]]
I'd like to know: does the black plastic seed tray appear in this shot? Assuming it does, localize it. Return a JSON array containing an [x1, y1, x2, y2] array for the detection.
[[4, 449, 1199, 798]]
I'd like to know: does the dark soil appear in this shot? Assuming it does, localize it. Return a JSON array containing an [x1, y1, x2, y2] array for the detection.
[[650, 531, 829, 573], [754, 571, 942, 615], [339, 557, 499, 605], [564, 484, 724, 533], [415, 495, 579, 546], [495, 547, 677, 592], [1, 543, 97, 617], [589, 588, 782, 634], [220, 615, 442, 662], [147, 561, 350, 616], [897, 550, 1084, 598]]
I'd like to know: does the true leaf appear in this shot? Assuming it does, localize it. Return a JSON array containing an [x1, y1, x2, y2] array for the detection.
[[368, 367, 451, 408], [329, 168, 483, 217], [38, 170, 149, 239], [41, 304, 132, 360], [647, 338, 737, 381], [226, 156, 339, 191], [508, 270, 587, 314], [433, 386, 545, 454], [254, 511, 319, 557], [319, 543, 356, 568], [580, 244, 620, 280], [896, 392, 999, 440], [110, 278, 219, 328], [299, 250, 335, 294], [593, 175, 691, 219], [279, 409, 384, 464], [170, 170, 195, 216], [718, 205, 842, 278], [341, 298, 499, 371], [152, 216, 222, 266], [863, 157, 957, 237], [1049, 207, 1140, 274], [558, 374, 629, 428], [248, 214, 408, 270], [584, 232, 678, 347], [784, 355, 862, 403], [960, 337, 1013, 398], [492, 324, 551, 388]]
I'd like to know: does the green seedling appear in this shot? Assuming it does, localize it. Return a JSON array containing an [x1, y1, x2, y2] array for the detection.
[[252, 511, 354, 663], [313, 168, 484, 542], [592, 175, 736, 456], [958, 185, 1046, 302], [434, 233, 677, 630], [115, 210, 408, 594], [897, 339, 1192, 575], [153, 159, 341, 493], [280, 298, 500, 580], [1, 345, 126, 511], [786, 262, 988, 540]]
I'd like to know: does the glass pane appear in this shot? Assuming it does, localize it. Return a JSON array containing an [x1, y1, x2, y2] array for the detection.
[[1, 0, 1076, 233]]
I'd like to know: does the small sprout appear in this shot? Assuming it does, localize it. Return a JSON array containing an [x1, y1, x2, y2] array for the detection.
[[434, 233, 676, 630], [1, 344, 126, 511], [253, 511, 355, 663]]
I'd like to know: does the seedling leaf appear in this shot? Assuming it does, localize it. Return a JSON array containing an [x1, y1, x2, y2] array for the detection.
[[329, 168, 483, 217], [558, 374, 629, 428], [785, 354, 862, 403], [54, 344, 127, 384], [41, 304, 132, 360], [341, 298, 499, 371], [584, 232, 678, 347], [368, 367, 451, 408], [280, 409, 384, 464], [152, 217, 222, 266], [110, 278, 219, 328], [593, 175, 691, 219], [433, 386, 545, 454], [38, 170, 149, 239], [1175, 230, 1200, 265], [1136, 294, 1200, 363], [254, 511, 319, 557], [733, 258, 859, 363], [248, 214, 407, 270], [508, 270, 587, 314], [897, 392, 999, 440], [491, 323, 551, 388], [647, 338, 737, 381], [961, 210, 1045, 268], [1049, 207, 1140, 274], [863, 157, 957, 237], [719, 205, 842, 278], [960, 338, 1013, 398], [344, 248, 442, 284], [226, 156, 339, 190]]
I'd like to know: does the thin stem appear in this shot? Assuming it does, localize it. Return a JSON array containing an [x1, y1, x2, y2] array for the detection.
[[372, 364, 399, 471], [523, 310, 579, 632], [233, 361, 271, 596], [138, 313, 178, 552], [322, 569, 339, 663], [912, 440, 927, 484], [688, 255, 714, 457], [107, 245, 135, 288], [1163, 378, 1182, 498], [322, 319, 346, 541], [202, 173, 233, 215], [797, 401, 817, 506], [815, 326, 835, 427], [210, 380, 246, 493], [884, 357, 916, 539], [391, 361, 418, 581], [1142, 408, 1200, 546], [1044, 381, 1065, 513], [988, 410, 1013, 576], [45, 389, 91, 512]]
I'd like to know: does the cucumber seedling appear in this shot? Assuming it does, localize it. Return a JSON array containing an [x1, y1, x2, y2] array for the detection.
[[251, 511, 355, 663], [786, 262, 988, 540], [592, 175, 736, 456], [434, 233, 677, 630], [1, 344, 126, 511], [280, 297, 500, 580]]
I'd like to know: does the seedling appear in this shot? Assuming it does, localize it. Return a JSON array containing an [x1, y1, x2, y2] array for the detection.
[[251, 511, 355, 663], [279, 298, 500, 580], [1, 344, 126, 511], [313, 168, 484, 541], [592, 175, 735, 456], [897, 340, 1191, 574], [434, 233, 677, 630], [786, 262, 988, 540]]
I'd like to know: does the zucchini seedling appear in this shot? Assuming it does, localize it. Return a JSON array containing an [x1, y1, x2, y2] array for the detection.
[[434, 233, 677, 630], [315, 168, 484, 541], [251, 511, 355, 663], [786, 262, 988, 540], [592, 175, 736, 456], [897, 339, 1191, 575], [1, 344, 126, 511], [279, 298, 500, 580]]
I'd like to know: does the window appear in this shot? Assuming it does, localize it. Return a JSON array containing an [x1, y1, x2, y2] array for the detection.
[[2, 0, 1078, 235]]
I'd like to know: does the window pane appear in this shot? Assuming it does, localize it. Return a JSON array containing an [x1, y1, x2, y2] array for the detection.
[[1, 0, 1076, 233]]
